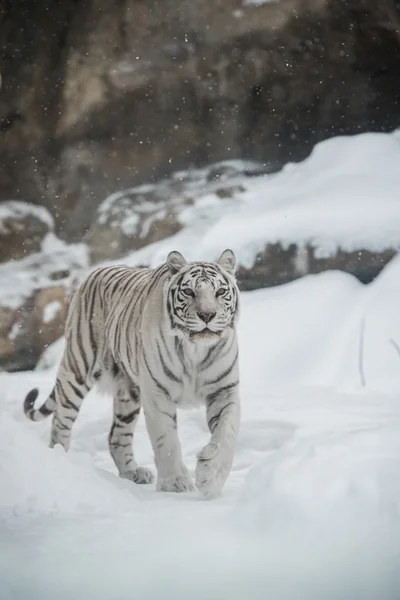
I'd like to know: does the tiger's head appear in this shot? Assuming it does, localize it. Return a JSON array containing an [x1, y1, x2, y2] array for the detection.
[[165, 249, 239, 341]]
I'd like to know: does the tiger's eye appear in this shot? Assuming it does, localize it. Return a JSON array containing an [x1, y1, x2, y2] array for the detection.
[[183, 288, 195, 297], [216, 287, 227, 297]]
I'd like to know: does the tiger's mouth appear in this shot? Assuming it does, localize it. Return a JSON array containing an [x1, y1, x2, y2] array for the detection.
[[190, 328, 221, 340]]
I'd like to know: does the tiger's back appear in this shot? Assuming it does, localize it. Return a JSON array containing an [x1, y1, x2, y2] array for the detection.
[[65, 264, 168, 382]]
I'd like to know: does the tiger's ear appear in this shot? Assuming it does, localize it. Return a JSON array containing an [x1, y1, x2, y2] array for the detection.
[[167, 250, 187, 275], [217, 249, 236, 275]]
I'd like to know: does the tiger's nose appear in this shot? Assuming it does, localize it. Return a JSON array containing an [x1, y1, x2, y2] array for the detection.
[[197, 311, 216, 324]]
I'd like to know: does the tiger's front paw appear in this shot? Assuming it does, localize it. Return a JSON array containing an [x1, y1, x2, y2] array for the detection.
[[195, 441, 231, 499], [120, 466, 154, 484], [157, 473, 195, 493]]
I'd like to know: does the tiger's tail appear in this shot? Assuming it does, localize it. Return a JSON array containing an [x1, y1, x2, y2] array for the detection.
[[23, 388, 56, 421]]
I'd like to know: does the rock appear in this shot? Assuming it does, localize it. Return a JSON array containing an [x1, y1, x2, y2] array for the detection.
[[0, 231, 88, 371], [0, 285, 68, 372], [86, 161, 259, 263], [237, 244, 397, 290], [0, 201, 54, 263]]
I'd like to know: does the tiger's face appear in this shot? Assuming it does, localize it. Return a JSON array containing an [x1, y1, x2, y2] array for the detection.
[[165, 249, 239, 341]]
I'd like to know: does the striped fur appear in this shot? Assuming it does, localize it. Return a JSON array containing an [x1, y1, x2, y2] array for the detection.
[[23, 249, 240, 497]]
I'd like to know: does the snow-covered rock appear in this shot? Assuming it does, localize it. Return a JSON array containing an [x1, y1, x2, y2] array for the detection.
[[0, 235, 88, 371], [85, 161, 259, 263], [91, 131, 400, 288], [0, 201, 54, 263]]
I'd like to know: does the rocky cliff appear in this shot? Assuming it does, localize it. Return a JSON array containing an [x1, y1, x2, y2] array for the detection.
[[1, 0, 400, 242]]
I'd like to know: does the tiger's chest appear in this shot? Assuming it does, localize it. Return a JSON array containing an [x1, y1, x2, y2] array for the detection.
[[164, 339, 231, 408], [172, 371, 208, 408]]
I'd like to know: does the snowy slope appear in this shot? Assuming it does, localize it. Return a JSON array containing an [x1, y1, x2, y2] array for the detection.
[[2, 255, 400, 599]]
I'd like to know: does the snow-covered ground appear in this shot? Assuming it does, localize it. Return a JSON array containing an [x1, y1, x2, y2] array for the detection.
[[2, 252, 400, 599]]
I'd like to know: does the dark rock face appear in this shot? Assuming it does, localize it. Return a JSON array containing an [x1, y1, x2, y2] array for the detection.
[[236, 244, 397, 290], [1, 0, 400, 240]]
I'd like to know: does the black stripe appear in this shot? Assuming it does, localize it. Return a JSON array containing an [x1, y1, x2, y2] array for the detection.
[[145, 265, 169, 297], [87, 278, 99, 364], [174, 337, 189, 376], [68, 380, 84, 400], [157, 340, 181, 383], [108, 422, 117, 442], [111, 442, 132, 448], [53, 416, 71, 431], [217, 333, 236, 363], [199, 338, 226, 372], [207, 401, 235, 433], [159, 327, 173, 362], [143, 352, 170, 396], [65, 342, 85, 387], [57, 382, 80, 411], [39, 403, 54, 417], [119, 271, 145, 299], [206, 381, 239, 408], [116, 408, 141, 424], [153, 405, 177, 425], [167, 290, 175, 329], [63, 415, 75, 422], [205, 350, 238, 386], [125, 271, 151, 360], [76, 296, 89, 374]]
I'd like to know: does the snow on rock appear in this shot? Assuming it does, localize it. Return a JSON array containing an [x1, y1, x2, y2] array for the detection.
[[244, 0, 280, 5], [0, 236, 88, 310], [35, 337, 65, 371], [117, 131, 400, 277], [0, 200, 54, 233], [42, 300, 62, 324], [0, 235, 88, 371], [86, 160, 261, 263]]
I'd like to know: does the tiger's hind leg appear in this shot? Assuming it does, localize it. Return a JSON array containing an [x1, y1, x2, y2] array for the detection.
[[108, 375, 154, 484], [49, 366, 93, 451]]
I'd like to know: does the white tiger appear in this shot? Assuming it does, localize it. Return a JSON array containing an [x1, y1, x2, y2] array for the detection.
[[23, 250, 240, 498]]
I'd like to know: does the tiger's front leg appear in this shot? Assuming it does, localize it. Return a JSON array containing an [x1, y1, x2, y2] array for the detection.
[[196, 383, 240, 499], [142, 386, 194, 493], [109, 378, 154, 485]]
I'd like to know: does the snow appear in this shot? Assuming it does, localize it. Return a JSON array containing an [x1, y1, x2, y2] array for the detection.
[[35, 337, 65, 371], [0, 200, 54, 233], [42, 300, 62, 324], [244, 0, 280, 5], [0, 235, 88, 309], [115, 131, 400, 270], [95, 159, 262, 240], [2, 255, 400, 598]]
